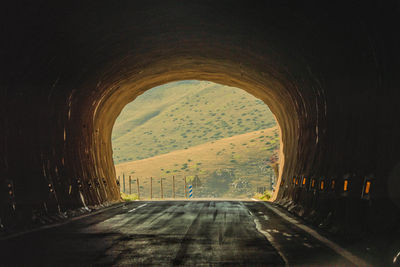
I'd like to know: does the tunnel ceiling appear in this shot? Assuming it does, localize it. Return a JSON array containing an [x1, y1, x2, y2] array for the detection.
[[1, 1, 400, 234]]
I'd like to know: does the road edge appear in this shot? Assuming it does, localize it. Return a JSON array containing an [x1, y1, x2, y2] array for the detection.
[[0, 201, 131, 241], [256, 200, 371, 267]]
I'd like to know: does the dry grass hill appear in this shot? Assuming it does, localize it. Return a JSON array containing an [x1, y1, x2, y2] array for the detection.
[[112, 80, 277, 164], [115, 127, 279, 199]]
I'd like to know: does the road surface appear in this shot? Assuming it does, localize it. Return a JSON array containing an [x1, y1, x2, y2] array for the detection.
[[0, 201, 361, 266]]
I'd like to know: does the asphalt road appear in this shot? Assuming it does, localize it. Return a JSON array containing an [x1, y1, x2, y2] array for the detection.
[[0, 201, 359, 266]]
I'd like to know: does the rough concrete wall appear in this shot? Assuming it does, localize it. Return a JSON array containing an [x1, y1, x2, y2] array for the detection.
[[1, 1, 399, 235]]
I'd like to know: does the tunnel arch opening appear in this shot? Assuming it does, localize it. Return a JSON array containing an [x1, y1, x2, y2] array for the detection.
[[111, 80, 282, 199], [82, 55, 307, 207]]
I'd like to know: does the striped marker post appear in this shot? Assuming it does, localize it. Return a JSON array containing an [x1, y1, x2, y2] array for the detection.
[[188, 185, 193, 199]]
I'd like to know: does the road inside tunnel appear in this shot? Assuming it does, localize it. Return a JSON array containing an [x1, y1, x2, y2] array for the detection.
[[0, 200, 367, 266]]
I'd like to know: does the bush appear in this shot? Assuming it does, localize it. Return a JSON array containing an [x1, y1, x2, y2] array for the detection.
[[253, 190, 272, 201], [121, 192, 138, 201]]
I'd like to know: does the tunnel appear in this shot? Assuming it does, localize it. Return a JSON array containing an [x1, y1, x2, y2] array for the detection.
[[1, 0, 400, 263]]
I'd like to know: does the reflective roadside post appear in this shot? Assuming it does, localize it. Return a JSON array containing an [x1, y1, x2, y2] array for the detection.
[[189, 184, 193, 199]]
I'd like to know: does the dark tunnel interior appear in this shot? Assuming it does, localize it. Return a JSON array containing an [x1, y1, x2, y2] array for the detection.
[[1, 0, 400, 263]]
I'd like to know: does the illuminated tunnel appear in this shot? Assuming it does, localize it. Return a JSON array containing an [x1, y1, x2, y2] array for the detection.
[[1, 1, 399, 238]]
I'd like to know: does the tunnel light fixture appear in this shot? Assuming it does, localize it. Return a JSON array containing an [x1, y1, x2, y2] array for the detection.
[[77, 178, 82, 189], [311, 179, 316, 189], [7, 183, 13, 196], [4, 180, 15, 209], [295, 177, 299, 186], [320, 180, 325, 191], [331, 179, 335, 190], [48, 183, 54, 193], [364, 181, 371, 194], [362, 176, 374, 200], [302, 177, 306, 186], [341, 174, 353, 196], [293, 177, 296, 185], [343, 179, 349, 192]]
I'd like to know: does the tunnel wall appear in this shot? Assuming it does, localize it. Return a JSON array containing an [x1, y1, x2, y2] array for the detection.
[[1, 0, 399, 238]]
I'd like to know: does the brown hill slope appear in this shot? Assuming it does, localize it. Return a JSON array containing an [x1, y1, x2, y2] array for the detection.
[[115, 126, 279, 199], [112, 80, 277, 163]]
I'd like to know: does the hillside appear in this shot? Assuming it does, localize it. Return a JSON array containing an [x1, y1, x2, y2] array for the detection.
[[112, 80, 277, 163], [115, 127, 279, 199]]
